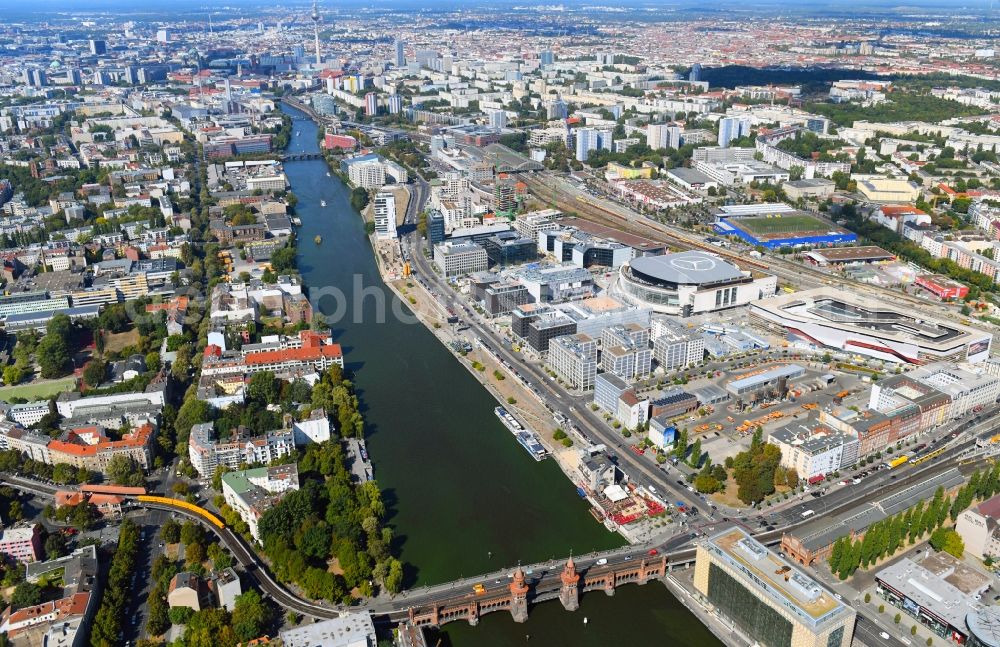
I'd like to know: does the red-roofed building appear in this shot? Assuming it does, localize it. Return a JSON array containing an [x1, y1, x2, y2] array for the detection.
[[915, 274, 969, 300], [937, 183, 970, 199], [242, 331, 343, 375], [874, 204, 930, 235], [146, 296, 190, 313], [54, 490, 126, 518], [0, 592, 92, 636], [322, 133, 358, 151], [47, 423, 155, 472], [202, 331, 344, 381]]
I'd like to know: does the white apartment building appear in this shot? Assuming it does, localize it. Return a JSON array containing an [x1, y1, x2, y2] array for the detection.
[[547, 333, 598, 391], [245, 173, 288, 192], [601, 324, 652, 380], [647, 124, 681, 150], [222, 464, 300, 542], [187, 423, 296, 478], [768, 421, 859, 481], [652, 319, 706, 370], [514, 209, 561, 239], [575, 128, 612, 162], [909, 362, 1000, 420], [6, 401, 51, 427], [956, 495, 1000, 559], [433, 241, 488, 277], [718, 116, 752, 148], [373, 190, 397, 239], [348, 160, 386, 189], [384, 160, 408, 184]]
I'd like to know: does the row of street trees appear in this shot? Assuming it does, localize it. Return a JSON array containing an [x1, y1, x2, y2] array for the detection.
[[830, 463, 1000, 579]]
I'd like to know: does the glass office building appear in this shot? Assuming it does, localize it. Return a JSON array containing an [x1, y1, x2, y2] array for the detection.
[[694, 528, 855, 647]]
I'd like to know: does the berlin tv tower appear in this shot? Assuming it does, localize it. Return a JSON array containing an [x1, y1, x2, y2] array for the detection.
[[311, 0, 322, 66]]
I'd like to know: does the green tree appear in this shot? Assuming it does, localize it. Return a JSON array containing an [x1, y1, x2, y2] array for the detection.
[[161, 519, 181, 544], [174, 397, 213, 446], [146, 591, 170, 636], [207, 543, 234, 570], [2, 365, 24, 386], [270, 246, 297, 273], [673, 429, 689, 460], [829, 536, 845, 575], [694, 472, 721, 494], [168, 606, 194, 625], [44, 531, 67, 559], [10, 581, 41, 609], [247, 371, 280, 404], [929, 527, 965, 558], [231, 589, 270, 643], [106, 455, 145, 487], [171, 346, 192, 382], [688, 438, 702, 468], [69, 502, 98, 531], [82, 359, 107, 387], [384, 557, 404, 594], [37, 329, 72, 378], [185, 540, 206, 566], [212, 465, 230, 492], [180, 521, 204, 547]]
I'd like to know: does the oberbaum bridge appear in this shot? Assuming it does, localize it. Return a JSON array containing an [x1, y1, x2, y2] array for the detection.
[[386, 553, 673, 629], [0, 472, 748, 636]]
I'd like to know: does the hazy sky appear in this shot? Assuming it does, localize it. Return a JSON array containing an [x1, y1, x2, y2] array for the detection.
[[11, 0, 998, 9]]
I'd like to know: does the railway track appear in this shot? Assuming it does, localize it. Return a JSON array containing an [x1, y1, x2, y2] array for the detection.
[[522, 175, 769, 271], [523, 173, 994, 322]]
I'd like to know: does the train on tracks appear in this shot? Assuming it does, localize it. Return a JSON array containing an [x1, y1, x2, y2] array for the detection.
[[136, 495, 225, 529]]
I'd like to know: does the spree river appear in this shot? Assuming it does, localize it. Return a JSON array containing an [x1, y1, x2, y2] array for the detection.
[[282, 103, 721, 647]]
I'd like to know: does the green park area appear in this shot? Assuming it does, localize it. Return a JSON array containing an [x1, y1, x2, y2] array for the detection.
[[0, 376, 76, 402]]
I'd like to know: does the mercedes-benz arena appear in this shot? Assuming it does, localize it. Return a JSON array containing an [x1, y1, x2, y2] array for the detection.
[[615, 250, 777, 316]]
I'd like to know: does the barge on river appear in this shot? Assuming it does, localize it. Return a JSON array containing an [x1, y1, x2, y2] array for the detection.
[[494, 406, 548, 461]]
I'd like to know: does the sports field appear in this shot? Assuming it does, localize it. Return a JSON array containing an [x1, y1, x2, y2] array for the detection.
[[735, 214, 831, 236], [0, 376, 76, 402]]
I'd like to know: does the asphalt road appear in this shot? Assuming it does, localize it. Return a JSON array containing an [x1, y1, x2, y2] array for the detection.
[[0, 460, 984, 647], [126, 508, 169, 643], [401, 227, 713, 519], [400, 214, 1000, 537], [856, 613, 909, 647]]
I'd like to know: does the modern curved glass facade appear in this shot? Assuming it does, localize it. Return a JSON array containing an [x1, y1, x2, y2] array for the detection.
[[617, 265, 682, 312], [968, 609, 1000, 647]]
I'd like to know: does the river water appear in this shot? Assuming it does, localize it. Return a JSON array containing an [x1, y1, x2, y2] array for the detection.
[[282, 103, 722, 647]]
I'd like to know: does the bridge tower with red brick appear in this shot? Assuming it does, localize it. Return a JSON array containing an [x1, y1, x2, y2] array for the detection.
[[559, 555, 580, 611], [509, 565, 529, 623]]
